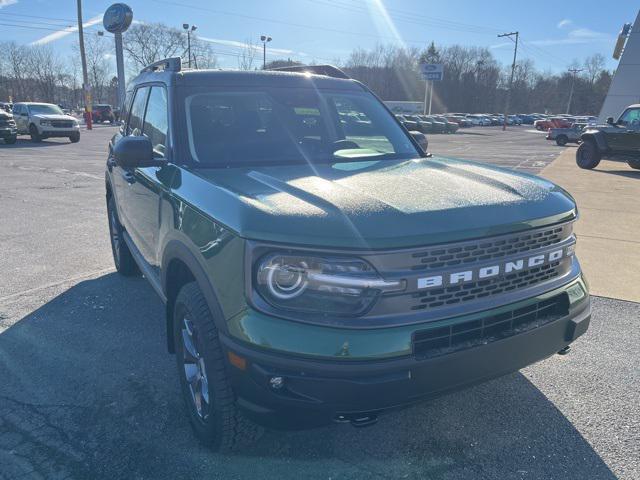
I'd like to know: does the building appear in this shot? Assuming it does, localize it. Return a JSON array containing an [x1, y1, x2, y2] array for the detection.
[[599, 10, 640, 121]]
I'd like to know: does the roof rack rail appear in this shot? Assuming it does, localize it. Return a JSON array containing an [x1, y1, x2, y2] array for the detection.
[[269, 64, 350, 79], [140, 57, 182, 75]]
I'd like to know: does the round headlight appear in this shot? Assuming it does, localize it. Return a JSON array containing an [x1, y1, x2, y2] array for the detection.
[[265, 262, 308, 299]]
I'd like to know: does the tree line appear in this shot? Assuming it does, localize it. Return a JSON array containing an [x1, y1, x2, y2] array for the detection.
[[0, 25, 611, 116], [340, 43, 611, 115]]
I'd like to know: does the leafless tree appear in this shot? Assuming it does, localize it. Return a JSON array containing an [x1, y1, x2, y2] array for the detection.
[[237, 38, 258, 71], [584, 53, 605, 85]]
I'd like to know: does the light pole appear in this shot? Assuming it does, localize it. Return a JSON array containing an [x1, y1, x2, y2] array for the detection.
[[183, 23, 197, 68], [260, 35, 272, 69]]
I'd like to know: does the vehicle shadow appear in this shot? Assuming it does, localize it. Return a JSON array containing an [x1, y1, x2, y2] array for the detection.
[[1, 138, 71, 148], [592, 168, 640, 179], [0, 274, 618, 480]]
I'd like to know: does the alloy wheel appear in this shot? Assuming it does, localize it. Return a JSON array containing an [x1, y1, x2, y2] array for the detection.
[[181, 317, 210, 420]]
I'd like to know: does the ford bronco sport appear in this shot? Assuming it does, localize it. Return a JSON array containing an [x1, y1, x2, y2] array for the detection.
[[106, 58, 591, 451], [576, 104, 640, 170]]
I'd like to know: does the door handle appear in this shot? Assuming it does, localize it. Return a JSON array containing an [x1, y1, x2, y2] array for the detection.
[[107, 156, 117, 169], [122, 170, 136, 184]]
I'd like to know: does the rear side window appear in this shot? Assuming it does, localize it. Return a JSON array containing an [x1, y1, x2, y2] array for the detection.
[[127, 86, 149, 136], [142, 87, 169, 158]]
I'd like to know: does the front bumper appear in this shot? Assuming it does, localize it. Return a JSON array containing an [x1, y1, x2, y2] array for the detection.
[[221, 278, 590, 429], [39, 125, 80, 137], [0, 127, 17, 138]]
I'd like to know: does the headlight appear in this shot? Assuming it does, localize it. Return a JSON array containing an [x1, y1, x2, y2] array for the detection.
[[72, 119, 79, 126], [39, 120, 51, 126], [255, 253, 404, 316]]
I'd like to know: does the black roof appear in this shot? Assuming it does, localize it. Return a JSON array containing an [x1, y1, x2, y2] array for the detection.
[[135, 68, 363, 91]]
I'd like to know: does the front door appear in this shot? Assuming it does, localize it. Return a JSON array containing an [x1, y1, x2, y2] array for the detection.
[[125, 85, 171, 270], [608, 107, 640, 153]]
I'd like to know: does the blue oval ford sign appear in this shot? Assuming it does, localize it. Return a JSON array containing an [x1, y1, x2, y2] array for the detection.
[[103, 3, 133, 34]]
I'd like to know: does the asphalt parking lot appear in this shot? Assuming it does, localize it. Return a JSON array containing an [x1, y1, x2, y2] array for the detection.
[[0, 127, 637, 480]]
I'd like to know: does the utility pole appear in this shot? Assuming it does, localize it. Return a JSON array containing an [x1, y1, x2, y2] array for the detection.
[[76, 0, 92, 130], [566, 68, 583, 114], [497, 31, 518, 131]]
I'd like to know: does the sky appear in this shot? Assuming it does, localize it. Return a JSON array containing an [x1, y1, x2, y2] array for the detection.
[[1, 0, 638, 73]]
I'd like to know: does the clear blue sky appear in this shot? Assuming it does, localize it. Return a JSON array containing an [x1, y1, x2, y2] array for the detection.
[[1, 0, 638, 72]]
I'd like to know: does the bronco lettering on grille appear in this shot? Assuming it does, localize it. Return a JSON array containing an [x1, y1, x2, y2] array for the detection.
[[417, 248, 569, 289]]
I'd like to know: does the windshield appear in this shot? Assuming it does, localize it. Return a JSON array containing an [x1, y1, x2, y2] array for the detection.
[[184, 87, 419, 167], [28, 104, 64, 116]]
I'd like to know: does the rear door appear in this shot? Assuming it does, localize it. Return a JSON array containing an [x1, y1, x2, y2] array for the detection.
[[13, 105, 27, 133]]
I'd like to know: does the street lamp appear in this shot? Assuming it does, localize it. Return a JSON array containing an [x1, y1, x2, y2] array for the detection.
[[260, 35, 272, 70], [183, 23, 198, 68]]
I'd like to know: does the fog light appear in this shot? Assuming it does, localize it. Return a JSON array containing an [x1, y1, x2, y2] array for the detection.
[[269, 376, 284, 390]]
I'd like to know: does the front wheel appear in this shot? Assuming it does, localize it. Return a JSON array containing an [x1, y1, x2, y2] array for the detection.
[[174, 282, 262, 451], [107, 196, 139, 276], [556, 135, 568, 146], [627, 158, 640, 170], [576, 141, 601, 169], [29, 124, 41, 142], [69, 132, 80, 143]]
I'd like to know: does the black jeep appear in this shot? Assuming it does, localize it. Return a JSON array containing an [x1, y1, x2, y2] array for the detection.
[[576, 104, 640, 170]]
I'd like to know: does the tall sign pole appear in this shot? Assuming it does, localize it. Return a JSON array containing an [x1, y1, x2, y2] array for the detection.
[[419, 63, 443, 115], [103, 4, 133, 109], [76, 0, 92, 130], [498, 31, 519, 131]]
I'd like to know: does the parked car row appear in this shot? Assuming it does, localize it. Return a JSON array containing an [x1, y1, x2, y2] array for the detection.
[[396, 114, 459, 134], [0, 102, 81, 144]]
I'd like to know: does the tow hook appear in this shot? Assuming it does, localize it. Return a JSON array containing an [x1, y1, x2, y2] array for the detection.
[[334, 413, 379, 428]]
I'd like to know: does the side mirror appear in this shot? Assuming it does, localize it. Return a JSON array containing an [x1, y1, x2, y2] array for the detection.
[[410, 131, 428, 153], [606, 117, 615, 125], [113, 136, 164, 168]]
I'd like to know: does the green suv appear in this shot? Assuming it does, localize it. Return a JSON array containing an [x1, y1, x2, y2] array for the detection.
[[106, 59, 591, 450], [576, 104, 640, 169]]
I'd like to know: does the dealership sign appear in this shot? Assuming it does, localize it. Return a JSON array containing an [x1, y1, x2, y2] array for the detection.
[[420, 63, 444, 81]]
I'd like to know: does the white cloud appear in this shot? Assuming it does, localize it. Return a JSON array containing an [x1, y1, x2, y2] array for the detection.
[[30, 14, 103, 45], [199, 37, 297, 56], [530, 24, 612, 47], [557, 19, 573, 29], [0, 0, 18, 8]]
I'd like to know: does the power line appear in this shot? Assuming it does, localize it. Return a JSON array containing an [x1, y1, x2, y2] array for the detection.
[[0, 12, 76, 23], [0, 22, 69, 32]]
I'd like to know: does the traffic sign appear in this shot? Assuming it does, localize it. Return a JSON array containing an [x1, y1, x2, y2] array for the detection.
[[419, 63, 444, 81]]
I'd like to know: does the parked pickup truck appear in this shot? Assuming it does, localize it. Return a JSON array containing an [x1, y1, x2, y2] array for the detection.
[[547, 123, 586, 146], [106, 59, 591, 451]]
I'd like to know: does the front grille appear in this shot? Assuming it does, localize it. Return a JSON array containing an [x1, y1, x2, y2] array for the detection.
[[413, 293, 569, 359], [409, 225, 566, 271], [0, 118, 14, 127], [52, 120, 73, 128], [410, 261, 563, 311]]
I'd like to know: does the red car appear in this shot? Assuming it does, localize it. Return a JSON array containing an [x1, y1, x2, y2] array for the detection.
[[534, 117, 572, 131], [91, 104, 115, 124]]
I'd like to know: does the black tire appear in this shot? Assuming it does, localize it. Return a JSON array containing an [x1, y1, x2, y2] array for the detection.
[[29, 124, 41, 142], [556, 135, 568, 146], [576, 141, 601, 169], [69, 132, 80, 143], [4, 136, 17, 145], [627, 158, 640, 170], [174, 282, 263, 451], [107, 196, 139, 276]]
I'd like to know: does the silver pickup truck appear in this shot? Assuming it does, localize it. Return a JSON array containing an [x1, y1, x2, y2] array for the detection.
[[547, 123, 586, 146]]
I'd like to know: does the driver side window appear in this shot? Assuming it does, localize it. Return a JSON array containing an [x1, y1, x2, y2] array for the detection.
[[127, 86, 149, 136], [619, 108, 640, 128]]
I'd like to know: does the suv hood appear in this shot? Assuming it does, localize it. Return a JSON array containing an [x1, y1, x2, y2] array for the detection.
[[184, 157, 576, 249], [33, 114, 75, 121]]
